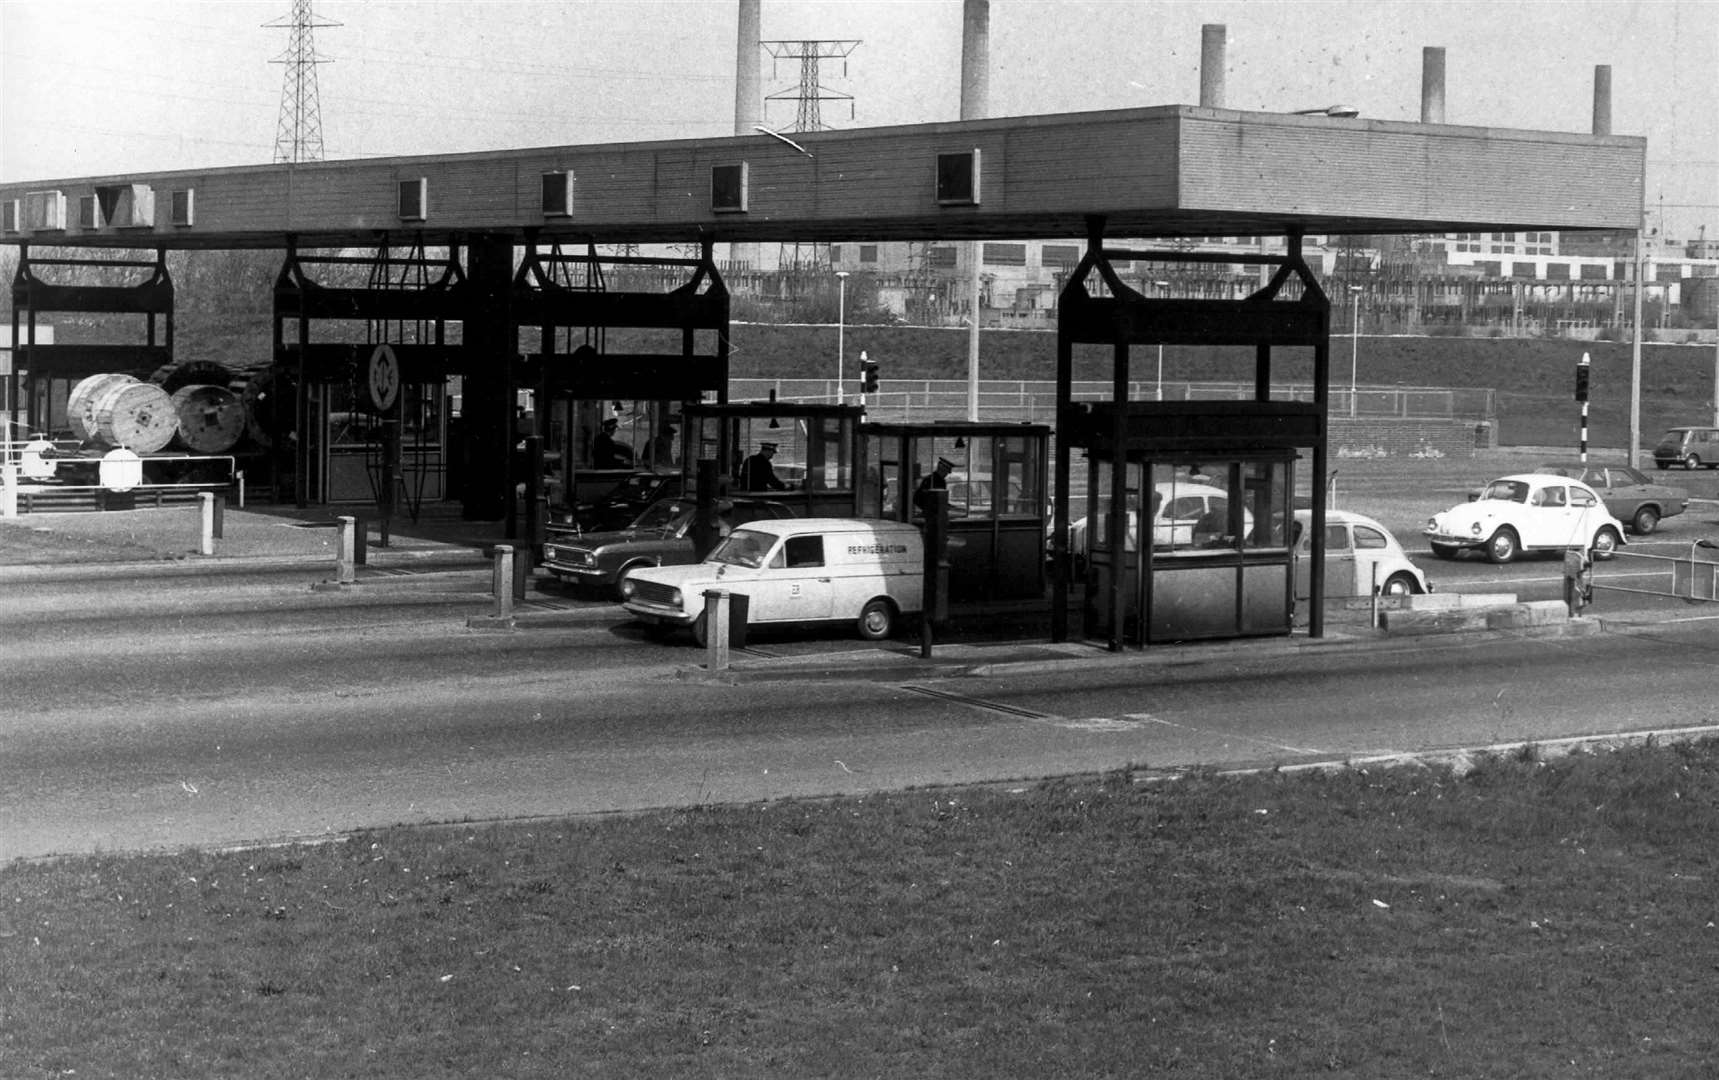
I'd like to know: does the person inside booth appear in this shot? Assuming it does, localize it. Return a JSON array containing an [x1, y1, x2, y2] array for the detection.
[[913, 456, 955, 515], [739, 441, 788, 491]]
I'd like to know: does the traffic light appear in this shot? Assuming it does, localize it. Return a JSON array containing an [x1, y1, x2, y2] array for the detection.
[[861, 357, 880, 395], [1574, 353, 1591, 403]]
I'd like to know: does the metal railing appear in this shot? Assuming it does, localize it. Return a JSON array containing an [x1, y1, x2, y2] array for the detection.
[[1592, 542, 1719, 604], [725, 378, 1494, 424]]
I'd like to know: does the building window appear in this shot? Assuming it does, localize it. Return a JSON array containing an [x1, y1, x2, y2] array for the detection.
[[928, 246, 958, 269], [1579, 264, 1608, 281], [1546, 262, 1571, 280], [1511, 262, 1537, 279], [859, 245, 878, 264], [829, 245, 842, 263], [1041, 244, 1080, 268], [982, 243, 1026, 266]]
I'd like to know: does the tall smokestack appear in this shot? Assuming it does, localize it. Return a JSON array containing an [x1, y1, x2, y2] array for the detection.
[[1592, 64, 1612, 135], [1200, 24, 1226, 108], [734, 0, 761, 135], [960, 0, 990, 120], [1421, 47, 1446, 123]]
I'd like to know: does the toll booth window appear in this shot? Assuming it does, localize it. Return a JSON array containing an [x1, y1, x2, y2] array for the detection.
[[808, 416, 851, 490], [783, 535, 824, 568], [996, 435, 1039, 517], [1240, 459, 1289, 549]]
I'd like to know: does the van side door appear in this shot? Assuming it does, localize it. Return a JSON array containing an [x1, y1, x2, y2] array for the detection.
[[750, 534, 835, 623]]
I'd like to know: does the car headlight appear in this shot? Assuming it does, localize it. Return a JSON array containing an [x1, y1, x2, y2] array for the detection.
[[1470, 522, 1482, 536], [618, 577, 637, 599], [669, 588, 682, 607], [1427, 517, 1438, 530]]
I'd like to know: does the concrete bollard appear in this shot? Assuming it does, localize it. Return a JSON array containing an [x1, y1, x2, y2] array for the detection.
[[704, 589, 731, 671], [199, 492, 217, 555], [335, 515, 358, 585], [1, 459, 16, 519], [493, 545, 516, 618]]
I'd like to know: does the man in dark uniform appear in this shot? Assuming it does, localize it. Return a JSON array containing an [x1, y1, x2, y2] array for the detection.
[[592, 417, 632, 468], [913, 455, 955, 513], [739, 441, 787, 490]]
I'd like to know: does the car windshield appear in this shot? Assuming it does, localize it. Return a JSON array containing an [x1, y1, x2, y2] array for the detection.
[[629, 500, 693, 531], [707, 527, 775, 568], [1480, 480, 1530, 503]]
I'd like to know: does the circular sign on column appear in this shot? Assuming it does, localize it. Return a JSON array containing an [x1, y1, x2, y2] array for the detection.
[[367, 343, 400, 413]]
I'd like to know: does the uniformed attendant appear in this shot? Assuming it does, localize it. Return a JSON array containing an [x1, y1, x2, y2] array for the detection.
[[739, 441, 787, 490], [913, 455, 955, 513], [592, 417, 633, 468]]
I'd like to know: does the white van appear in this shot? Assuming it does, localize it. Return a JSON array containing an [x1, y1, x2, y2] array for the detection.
[[620, 518, 925, 644]]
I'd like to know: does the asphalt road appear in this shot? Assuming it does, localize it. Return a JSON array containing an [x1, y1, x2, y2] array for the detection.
[[6, 558, 1719, 862]]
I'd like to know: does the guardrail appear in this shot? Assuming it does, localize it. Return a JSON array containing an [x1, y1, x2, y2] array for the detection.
[[2, 437, 242, 517], [725, 378, 1494, 424], [1590, 541, 1719, 604]]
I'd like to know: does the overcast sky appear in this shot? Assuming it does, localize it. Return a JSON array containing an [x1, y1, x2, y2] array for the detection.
[[2, 0, 1713, 240]]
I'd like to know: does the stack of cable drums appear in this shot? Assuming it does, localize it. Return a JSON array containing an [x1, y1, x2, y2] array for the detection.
[[66, 374, 177, 453]]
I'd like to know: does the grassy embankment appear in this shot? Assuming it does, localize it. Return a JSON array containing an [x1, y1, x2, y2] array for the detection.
[[5, 741, 1718, 1077]]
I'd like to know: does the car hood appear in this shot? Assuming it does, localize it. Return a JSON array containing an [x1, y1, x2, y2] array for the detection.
[[626, 560, 767, 593], [1429, 500, 1515, 531], [557, 525, 681, 550]]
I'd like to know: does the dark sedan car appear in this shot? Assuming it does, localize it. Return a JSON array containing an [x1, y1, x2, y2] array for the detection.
[[541, 496, 795, 597], [1536, 462, 1689, 535]]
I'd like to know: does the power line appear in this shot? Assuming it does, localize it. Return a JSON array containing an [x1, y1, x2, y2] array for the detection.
[[265, 0, 339, 164], [761, 39, 860, 133]]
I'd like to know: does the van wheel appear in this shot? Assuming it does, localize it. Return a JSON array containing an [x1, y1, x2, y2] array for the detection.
[[857, 598, 897, 640]]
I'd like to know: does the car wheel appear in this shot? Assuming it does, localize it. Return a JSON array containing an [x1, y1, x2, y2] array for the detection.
[[1685, 453, 1702, 470], [1429, 542, 1459, 560], [1381, 572, 1421, 596], [691, 612, 709, 648], [856, 598, 897, 640], [1486, 527, 1519, 564], [1631, 506, 1660, 535], [1592, 526, 1622, 560]]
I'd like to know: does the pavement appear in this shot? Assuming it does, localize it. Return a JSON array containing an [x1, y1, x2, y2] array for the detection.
[[0, 498, 1603, 684]]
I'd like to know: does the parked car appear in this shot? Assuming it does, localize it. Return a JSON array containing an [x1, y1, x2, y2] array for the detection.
[[1425, 473, 1625, 564], [1294, 509, 1430, 598], [561, 470, 683, 533], [621, 518, 925, 645], [1068, 481, 1249, 555], [1652, 426, 1719, 470], [541, 496, 794, 597], [1533, 461, 1688, 535]]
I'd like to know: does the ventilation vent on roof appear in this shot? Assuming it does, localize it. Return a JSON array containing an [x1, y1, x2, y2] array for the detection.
[[711, 162, 749, 214], [542, 171, 574, 217], [1, 200, 18, 234], [94, 184, 155, 228], [398, 178, 427, 222], [170, 188, 194, 227], [936, 149, 982, 206], [22, 190, 65, 231], [77, 194, 103, 230]]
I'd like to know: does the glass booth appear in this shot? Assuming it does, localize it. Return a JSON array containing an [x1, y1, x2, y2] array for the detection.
[[1081, 452, 1295, 642], [860, 421, 1050, 602], [682, 402, 863, 517]]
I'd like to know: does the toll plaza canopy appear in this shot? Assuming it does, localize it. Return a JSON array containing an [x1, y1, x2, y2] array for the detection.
[[0, 105, 1645, 249]]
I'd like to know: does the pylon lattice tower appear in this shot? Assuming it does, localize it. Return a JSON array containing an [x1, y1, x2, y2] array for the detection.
[[266, 0, 339, 164], [760, 39, 859, 273], [761, 39, 860, 133]]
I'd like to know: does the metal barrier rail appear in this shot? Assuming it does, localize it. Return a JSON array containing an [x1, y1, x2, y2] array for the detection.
[[1591, 542, 1719, 603]]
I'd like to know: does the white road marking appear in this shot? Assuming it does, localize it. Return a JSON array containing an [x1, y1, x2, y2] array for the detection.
[[1127, 713, 1326, 755]]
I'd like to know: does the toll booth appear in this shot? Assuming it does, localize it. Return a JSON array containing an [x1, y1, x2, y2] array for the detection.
[[682, 401, 864, 516], [860, 421, 1051, 602], [1066, 403, 1305, 642]]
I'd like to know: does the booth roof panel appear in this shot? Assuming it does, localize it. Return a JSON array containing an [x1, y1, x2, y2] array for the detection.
[[0, 106, 1644, 250]]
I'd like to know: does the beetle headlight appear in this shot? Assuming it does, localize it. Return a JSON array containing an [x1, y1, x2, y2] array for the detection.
[[1470, 522, 1482, 536]]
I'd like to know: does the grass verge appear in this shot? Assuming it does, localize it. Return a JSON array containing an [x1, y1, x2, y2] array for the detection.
[[5, 740, 1719, 1079]]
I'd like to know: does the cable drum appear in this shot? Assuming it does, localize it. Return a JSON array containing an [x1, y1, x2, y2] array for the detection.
[[90, 378, 177, 452], [67, 373, 138, 441], [150, 360, 234, 396], [170, 384, 247, 454]]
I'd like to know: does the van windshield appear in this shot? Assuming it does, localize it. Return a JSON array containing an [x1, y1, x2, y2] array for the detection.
[[707, 527, 775, 568]]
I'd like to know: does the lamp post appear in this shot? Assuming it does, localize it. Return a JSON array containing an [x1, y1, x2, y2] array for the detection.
[[1348, 285, 1363, 418], [836, 270, 850, 405], [1152, 280, 1171, 400]]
